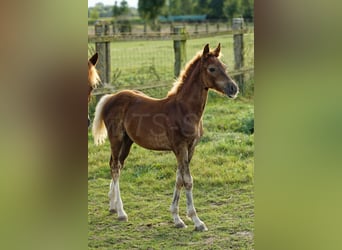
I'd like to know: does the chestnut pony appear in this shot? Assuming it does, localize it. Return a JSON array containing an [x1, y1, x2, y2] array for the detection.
[[88, 53, 100, 127], [92, 44, 239, 231]]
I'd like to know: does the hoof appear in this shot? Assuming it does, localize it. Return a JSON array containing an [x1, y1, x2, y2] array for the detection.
[[194, 224, 208, 232], [118, 215, 128, 222], [175, 222, 187, 228], [109, 209, 117, 214]]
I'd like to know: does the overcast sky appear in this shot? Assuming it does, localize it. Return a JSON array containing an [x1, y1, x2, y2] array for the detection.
[[88, 0, 138, 8]]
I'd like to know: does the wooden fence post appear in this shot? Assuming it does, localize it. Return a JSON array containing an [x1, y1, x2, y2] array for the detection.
[[104, 22, 110, 35], [232, 18, 244, 93], [173, 26, 187, 78], [144, 22, 147, 34], [94, 21, 111, 84], [170, 23, 174, 34], [112, 20, 116, 34], [195, 23, 198, 34], [94, 21, 103, 36]]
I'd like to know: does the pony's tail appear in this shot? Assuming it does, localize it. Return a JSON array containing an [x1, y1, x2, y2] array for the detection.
[[92, 94, 112, 146]]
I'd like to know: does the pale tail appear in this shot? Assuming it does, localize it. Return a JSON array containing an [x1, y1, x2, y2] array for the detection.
[[92, 94, 112, 145]]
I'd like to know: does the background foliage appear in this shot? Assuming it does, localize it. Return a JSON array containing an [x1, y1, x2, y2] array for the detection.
[[88, 0, 254, 21]]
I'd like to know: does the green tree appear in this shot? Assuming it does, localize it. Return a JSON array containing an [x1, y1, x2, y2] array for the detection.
[[113, 0, 130, 17], [120, 0, 130, 16], [194, 0, 209, 15], [168, 0, 193, 15], [169, 0, 181, 15], [224, 0, 242, 19], [208, 0, 226, 19], [90, 8, 99, 20], [241, 0, 253, 20], [138, 0, 166, 31], [181, 0, 193, 15], [113, 1, 121, 17]]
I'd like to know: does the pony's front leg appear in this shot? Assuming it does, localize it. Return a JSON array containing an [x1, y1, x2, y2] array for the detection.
[[184, 175, 208, 231], [170, 169, 187, 228], [184, 142, 208, 231], [173, 147, 207, 231], [182, 164, 208, 231]]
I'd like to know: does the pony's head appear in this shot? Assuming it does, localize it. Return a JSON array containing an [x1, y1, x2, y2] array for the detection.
[[200, 43, 239, 99], [88, 53, 100, 127], [88, 53, 100, 95]]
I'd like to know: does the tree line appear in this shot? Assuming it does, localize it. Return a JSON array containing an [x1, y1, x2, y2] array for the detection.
[[89, 0, 253, 29], [162, 0, 253, 20]]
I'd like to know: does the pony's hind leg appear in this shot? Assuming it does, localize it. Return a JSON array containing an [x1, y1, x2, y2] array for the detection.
[[107, 133, 127, 221], [119, 134, 133, 165], [108, 181, 116, 213], [108, 133, 133, 221], [108, 156, 117, 213]]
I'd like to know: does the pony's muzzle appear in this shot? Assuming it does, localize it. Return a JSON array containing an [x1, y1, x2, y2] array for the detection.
[[226, 81, 239, 99]]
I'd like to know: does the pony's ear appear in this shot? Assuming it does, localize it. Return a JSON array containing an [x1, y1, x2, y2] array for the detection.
[[89, 53, 98, 66], [202, 44, 210, 57], [213, 43, 221, 57]]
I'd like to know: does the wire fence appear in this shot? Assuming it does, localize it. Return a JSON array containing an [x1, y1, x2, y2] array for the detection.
[[88, 30, 254, 98]]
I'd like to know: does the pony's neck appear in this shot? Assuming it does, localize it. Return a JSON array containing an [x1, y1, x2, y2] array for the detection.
[[175, 60, 208, 119]]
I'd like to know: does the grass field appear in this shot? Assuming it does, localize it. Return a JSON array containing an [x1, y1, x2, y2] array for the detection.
[[88, 91, 254, 249], [88, 33, 254, 248]]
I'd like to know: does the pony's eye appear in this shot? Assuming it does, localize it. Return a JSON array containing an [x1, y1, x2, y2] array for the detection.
[[209, 67, 216, 72]]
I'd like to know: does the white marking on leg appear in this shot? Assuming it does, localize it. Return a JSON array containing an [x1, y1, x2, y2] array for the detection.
[[170, 170, 187, 228], [114, 179, 128, 221], [108, 179, 117, 212], [170, 188, 187, 228], [185, 189, 207, 231], [184, 174, 208, 231]]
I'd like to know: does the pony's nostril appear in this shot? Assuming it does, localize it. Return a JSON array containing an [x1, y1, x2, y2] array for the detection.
[[230, 85, 236, 93]]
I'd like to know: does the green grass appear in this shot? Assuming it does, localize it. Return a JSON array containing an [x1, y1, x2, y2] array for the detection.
[[88, 93, 254, 249]]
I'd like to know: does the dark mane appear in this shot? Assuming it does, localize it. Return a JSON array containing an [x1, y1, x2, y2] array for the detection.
[[167, 50, 219, 97], [167, 52, 202, 97]]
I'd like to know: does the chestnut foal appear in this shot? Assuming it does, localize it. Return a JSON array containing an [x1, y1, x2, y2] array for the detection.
[[92, 44, 239, 231]]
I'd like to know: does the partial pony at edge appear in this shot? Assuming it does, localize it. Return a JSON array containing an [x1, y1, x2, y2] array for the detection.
[[92, 94, 112, 145]]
